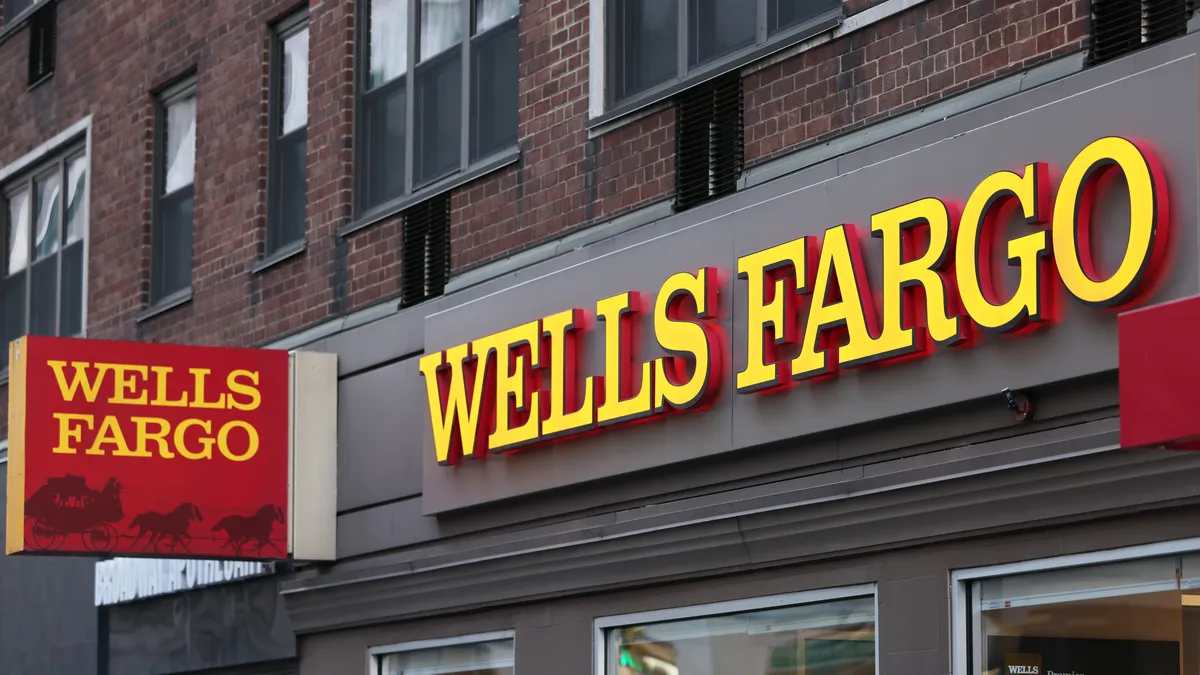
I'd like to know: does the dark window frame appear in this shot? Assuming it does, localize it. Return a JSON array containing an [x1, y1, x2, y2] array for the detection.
[[352, 0, 520, 229], [262, 9, 310, 267], [594, 0, 842, 127], [147, 77, 198, 312], [0, 140, 88, 370], [26, 0, 54, 88]]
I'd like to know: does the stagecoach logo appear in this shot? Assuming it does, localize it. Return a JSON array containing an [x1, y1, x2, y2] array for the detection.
[[6, 335, 292, 559]]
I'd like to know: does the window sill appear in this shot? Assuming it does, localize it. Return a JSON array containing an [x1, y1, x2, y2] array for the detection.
[[586, 9, 842, 134], [27, 71, 52, 92], [137, 288, 194, 323], [0, 0, 52, 47], [252, 237, 307, 274], [342, 146, 521, 238]]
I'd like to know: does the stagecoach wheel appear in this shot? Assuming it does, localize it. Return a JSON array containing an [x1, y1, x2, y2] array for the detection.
[[29, 522, 64, 550], [83, 524, 119, 552]]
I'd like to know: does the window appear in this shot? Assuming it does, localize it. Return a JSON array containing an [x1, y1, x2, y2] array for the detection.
[[358, 0, 519, 216], [954, 545, 1200, 675], [4, 0, 36, 23], [369, 632, 514, 675], [1, 144, 87, 368], [1088, 0, 1191, 65], [604, 0, 841, 111], [27, 1, 54, 87], [597, 587, 876, 675], [267, 12, 309, 257], [151, 81, 196, 306]]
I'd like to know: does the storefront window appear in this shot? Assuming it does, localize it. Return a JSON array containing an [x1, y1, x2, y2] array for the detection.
[[600, 590, 876, 675], [372, 634, 514, 675], [961, 552, 1200, 675]]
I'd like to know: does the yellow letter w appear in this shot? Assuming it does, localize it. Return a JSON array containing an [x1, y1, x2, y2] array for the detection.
[[418, 343, 493, 466], [47, 361, 114, 403]]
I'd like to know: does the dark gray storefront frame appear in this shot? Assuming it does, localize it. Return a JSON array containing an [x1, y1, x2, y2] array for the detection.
[[283, 29, 1200, 675]]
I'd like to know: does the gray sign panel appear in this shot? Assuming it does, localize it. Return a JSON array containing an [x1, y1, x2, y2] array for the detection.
[[422, 55, 1200, 514]]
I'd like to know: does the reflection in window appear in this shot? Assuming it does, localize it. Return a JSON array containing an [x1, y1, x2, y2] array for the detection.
[[1, 146, 87, 364], [968, 554, 1200, 675], [419, 0, 462, 61], [33, 171, 60, 261], [607, 0, 842, 106], [415, 49, 462, 184], [609, 596, 876, 675], [153, 87, 197, 302], [474, 0, 517, 34], [370, 0, 409, 88], [608, 0, 678, 104], [164, 96, 196, 195], [376, 637, 514, 675], [65, 155, 85, 246], [269, 17, 309, 254], [60, 154, 85, 337], [689, 0, 756, 67], [281, 27, 309, 135], [770, 0, 831, 35], [7, 188, 29, 275], [359, 0, 517, 214]]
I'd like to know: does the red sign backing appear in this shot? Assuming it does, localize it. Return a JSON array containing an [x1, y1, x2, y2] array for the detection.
[[1119, 296, 1200, 451], [6, 335, 290, 559]]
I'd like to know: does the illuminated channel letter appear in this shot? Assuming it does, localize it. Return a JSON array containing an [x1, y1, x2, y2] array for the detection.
[[792, 224, 882, 379], [595, 291, 654, 426], [870, 197, 966, 357], [736, 237, 811, 393], [419, 342, 494, 465], [541, 309, 597, 439], [956, 162, 1052, 332], [1052, 136, 1170, 308], [653, 267, 722, 413], [473, 320, 542, 453]]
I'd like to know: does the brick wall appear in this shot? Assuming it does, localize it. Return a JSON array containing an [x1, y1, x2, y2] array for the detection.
[[0, 0, 342, 354], [744, 0, 1088, 164], [0, 0, 1093, 436], [447, 0, 1085, 274]]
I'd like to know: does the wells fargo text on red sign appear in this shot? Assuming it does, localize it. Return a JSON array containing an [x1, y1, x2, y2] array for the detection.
[[7, 335, 292, 559]]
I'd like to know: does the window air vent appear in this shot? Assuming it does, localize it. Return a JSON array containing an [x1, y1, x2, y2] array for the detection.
[[1089, 0, 1192, 65], [674, 73, 744, 213], [401, 192, 451, 308], [27, 1, 55, 86]]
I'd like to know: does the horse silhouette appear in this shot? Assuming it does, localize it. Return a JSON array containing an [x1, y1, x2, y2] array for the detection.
[[212, 505, 284, 556], [128, 503, 203, 552]]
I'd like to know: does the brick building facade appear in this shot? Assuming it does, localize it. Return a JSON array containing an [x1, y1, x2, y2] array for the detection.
[[0, 0, 1195, 673], [0, 0, 1104, 384]]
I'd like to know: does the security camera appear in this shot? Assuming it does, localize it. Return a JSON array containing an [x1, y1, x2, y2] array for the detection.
[[1001, 388, 1035, 423]]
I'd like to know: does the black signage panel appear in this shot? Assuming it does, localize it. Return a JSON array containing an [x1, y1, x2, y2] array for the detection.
[[986, 635, 1180, 675]]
